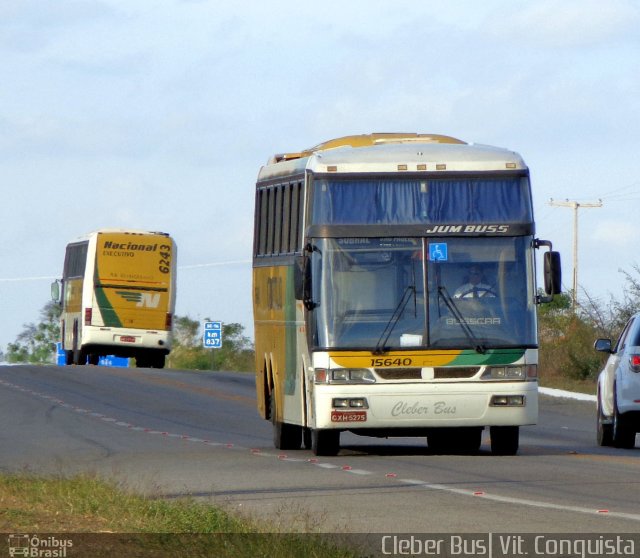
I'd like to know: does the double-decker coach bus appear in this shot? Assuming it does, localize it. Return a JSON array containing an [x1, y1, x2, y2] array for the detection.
[[52, 229, 177, 369], [252, 133, 561, 456]]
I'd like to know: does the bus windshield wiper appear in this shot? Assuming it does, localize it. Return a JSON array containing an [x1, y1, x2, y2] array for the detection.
[[437, 286, 487, 354], [374, 285, 416, 355]]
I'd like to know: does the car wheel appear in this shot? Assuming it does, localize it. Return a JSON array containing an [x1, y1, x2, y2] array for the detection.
[[596, 391, 613, 447], [612, 387, 636, 449]]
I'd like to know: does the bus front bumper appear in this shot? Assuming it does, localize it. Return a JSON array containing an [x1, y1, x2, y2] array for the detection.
[[311, 381, 538, 430]]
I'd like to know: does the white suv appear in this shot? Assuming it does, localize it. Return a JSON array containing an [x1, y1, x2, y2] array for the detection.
[[594, 313, 640, 449]]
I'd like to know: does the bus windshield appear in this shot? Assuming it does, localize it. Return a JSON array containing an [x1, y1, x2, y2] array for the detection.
[[310, 237, 536, 351], [311, 176, 533, 225]]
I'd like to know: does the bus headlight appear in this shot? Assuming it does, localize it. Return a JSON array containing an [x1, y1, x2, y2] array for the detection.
[[332, 397, 369, 408], [490, 395, 525, 407], [332, 369, 350, 382], [482, 365, 534, 380], [313, 368, 376, 384], [346, 369, 376, 383], [331, 369, 376, 384]]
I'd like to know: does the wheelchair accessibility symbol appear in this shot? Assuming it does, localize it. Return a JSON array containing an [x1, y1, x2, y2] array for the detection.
[[429, 243, 448, 261]]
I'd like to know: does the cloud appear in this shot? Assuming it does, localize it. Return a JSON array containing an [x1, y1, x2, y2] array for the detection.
[[591, 220, 636, 247], [0, 0, 120, 52], [486, 0, 640, 48]]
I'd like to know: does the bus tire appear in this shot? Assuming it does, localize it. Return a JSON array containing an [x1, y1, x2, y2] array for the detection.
[[270, 392, 302, 450], [64, 351, 74, 366], [88, 353, 100, 366], [73, 348, 87, 366], [150, 354, 165, 369], [311, 429, 340, 456], [136, 354, 150, 368], [490, 426, 519, 455]]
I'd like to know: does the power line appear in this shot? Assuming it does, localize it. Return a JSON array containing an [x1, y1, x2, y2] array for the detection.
[[548, 198, 603, 310], [0, 259, 252, 283]]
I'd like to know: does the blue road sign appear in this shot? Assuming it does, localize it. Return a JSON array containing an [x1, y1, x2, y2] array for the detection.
[[203, 321, 223, 348]]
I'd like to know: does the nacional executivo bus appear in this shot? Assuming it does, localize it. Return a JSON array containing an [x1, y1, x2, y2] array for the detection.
[[52, 229, 177, 368], [252, 133, 561, 456]]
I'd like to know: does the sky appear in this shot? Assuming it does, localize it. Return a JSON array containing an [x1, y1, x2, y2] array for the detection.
[[1, 0, 639, 352]]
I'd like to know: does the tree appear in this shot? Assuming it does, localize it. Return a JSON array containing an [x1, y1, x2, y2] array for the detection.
[[208, 322, 254, 372], [537, 293, 599, 382], [3, 302, 255, 372], [6, 301, 61, 364], [537, 265, 640, 384]]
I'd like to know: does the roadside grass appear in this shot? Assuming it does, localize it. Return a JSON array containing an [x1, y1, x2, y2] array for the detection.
[[538, 374, 596, 395], [0, 473, 357, 557]]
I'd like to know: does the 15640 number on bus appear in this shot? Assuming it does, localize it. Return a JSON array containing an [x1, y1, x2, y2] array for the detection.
[[370, 357, 413, 367]]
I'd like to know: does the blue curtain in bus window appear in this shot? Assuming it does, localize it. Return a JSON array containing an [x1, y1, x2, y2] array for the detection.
[[424, 179, 531, 223], [312, 180, 421, 224], [311, 178, 532, 224]]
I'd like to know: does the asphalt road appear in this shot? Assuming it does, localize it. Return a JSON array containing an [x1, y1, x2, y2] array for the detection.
[[1, 364, 639, 534]]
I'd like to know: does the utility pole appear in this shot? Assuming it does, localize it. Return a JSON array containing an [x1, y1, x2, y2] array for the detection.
[[548, 198, 603, 310]]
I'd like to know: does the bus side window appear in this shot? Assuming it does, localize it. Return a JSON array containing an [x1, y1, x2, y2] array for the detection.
[[293, 181, 304, 253], [266, 188, 275, 255], [274, 185, 283, 255], [282, 184, 291, 254], [258, 188, 268, 256]]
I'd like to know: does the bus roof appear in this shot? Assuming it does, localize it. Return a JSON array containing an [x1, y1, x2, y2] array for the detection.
[[68, 229, 171, 243], [258, 133, 527, 182]]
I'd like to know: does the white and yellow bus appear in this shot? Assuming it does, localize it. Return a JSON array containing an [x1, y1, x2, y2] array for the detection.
[[252, 133, 561, 456], [52, 229, 177, 368]]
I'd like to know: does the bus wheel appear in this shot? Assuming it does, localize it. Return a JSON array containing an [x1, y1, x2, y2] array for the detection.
[[151, 354, 166, 369], [64, 351, 74, 366], [270, 393, 301, 450], [490, 426, 519, 455], [88, 353, 100, 366], [73, 348, 87, 366], [311, 429, 340, 456]]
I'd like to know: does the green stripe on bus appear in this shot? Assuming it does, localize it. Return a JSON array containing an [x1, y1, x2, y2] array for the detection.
[[94, 287, 122, 328], [450, 349, 526, 366]]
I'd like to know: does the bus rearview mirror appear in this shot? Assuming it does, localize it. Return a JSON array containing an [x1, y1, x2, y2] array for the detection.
[[544, 251, 562, 296], [51, 279, 62, 304]]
